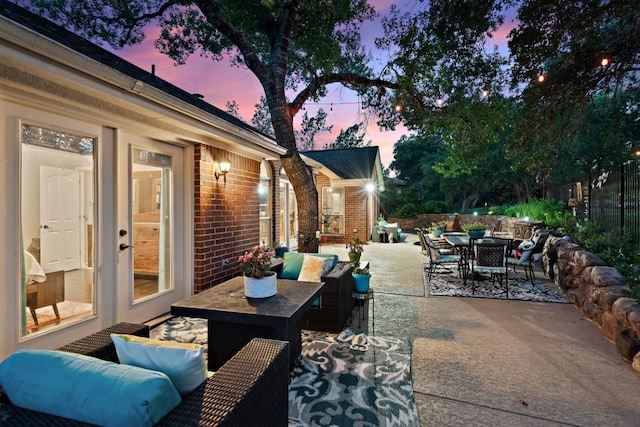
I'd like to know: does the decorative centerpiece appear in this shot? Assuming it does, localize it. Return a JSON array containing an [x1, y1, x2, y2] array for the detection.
[[352, 266, 371, 293], [346, 236, 365, 265], [238, 244, 277, 298], [463, 223, 486, 239], [429, 220, 447, 238]]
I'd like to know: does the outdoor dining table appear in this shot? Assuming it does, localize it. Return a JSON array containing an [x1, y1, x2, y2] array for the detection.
[[443, 234, 512, 284]]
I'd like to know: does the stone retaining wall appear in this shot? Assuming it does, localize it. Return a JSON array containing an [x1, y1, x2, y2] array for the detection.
[[542, 236, 640, 372], [390, 214, 525, 236]]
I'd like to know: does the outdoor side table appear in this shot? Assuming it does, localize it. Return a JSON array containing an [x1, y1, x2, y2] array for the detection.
[[352, 288, 374, 331], [171, 277, 325, 370]]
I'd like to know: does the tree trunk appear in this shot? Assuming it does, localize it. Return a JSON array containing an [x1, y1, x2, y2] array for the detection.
[[461, 194, 479, 213], [281, 153, 319, 253], [266, 93, 319, 253]]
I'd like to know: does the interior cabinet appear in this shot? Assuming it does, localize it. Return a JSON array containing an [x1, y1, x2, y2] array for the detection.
[[133, 223, 159, 276], [132, 171, 161, 276]]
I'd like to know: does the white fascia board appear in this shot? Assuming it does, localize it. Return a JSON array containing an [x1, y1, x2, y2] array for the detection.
[[0, 15, 286, 159], [300, 154, 342, 180]]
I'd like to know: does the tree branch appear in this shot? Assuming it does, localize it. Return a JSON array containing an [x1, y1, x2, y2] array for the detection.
[[195, 1, 268, 78], [288, 72, 425, 116]]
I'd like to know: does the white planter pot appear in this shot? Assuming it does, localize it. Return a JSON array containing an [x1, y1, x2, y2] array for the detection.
[[243, 272, 277, 298]]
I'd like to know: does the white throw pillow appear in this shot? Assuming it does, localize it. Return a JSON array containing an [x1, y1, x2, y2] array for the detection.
[[111, 334, 206, 395], [297, 254, 334, 282]]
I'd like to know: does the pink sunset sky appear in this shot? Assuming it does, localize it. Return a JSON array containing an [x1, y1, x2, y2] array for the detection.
[[115, 1, 515, 169]]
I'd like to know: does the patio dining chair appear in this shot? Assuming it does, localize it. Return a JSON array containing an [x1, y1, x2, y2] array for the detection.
[[419, 230, 461, 282], [507, 229, 549, 285], [469, 240, 509, 297], [415, 228, 454, 255]]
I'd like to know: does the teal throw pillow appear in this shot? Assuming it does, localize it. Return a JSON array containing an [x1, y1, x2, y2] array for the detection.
[[0, 349, 181, 427]]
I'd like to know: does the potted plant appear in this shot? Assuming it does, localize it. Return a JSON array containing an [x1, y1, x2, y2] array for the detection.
[[269, 240, 289, 258], [462, 223, 486, 239], [346, 236, 365, 264], [352, 266, 371, 293], [429, 220, 447, 238], [238, 244, 277, 298]]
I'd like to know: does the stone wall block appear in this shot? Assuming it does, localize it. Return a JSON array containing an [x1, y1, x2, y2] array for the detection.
[[562, 275, 581, 290], [582, 302, 603, 324], [565, 289, 580, 305], [591, 287, 625, 311], [600, 311, 618, 341], [612, 297, 640, 326], [615, 328, 640, 362], [632, 352, 640, 373], [591, 266, 627, 288], [628, 310, 640, 337], [574, 250, 606, 268]]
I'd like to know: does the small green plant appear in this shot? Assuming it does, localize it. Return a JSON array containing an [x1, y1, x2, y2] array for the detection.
[[346, 237, 366, 253], [353, 266, 370, 275], [429, 220, 447, 231], [462, 223, 486, 231]]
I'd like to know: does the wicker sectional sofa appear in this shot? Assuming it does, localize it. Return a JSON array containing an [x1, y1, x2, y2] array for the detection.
[[0, 322, 290, 426], [272, 255, 355, 333]]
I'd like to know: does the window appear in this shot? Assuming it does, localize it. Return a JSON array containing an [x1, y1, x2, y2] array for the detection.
[[259, 162, 272, 245], [322, 187, 345, 235], [20, 123, 95, 338]]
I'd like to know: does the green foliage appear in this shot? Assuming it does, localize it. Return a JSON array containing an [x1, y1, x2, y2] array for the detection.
[[324, 122, 370, 150], [423, 200, 447, 214], [508, 2, 640, 177], [392, 203, 422, 219], [560, 221, 640, 302], [503, 199, 571, 228]]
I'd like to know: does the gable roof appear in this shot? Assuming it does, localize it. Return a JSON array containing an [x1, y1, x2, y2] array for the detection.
[[302, 146, 382, 181], [0, 0, 283, 154]]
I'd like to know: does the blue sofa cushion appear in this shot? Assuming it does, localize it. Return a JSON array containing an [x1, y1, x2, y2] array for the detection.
[[0, 349, 181, 427], [280, 252, 338, 280]]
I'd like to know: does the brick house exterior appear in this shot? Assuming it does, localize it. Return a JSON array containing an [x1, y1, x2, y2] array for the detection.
[[0, 1, 287, 357], [303, 147, 384, 245]]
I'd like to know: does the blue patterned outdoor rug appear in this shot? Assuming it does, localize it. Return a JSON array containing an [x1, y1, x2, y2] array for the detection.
[[289, 329, 419, 427], [151, 318, 419, 427], [427, 266, 568, 303]]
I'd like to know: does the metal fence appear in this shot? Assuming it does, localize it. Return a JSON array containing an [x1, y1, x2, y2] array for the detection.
[[548, 159, 640, 243]]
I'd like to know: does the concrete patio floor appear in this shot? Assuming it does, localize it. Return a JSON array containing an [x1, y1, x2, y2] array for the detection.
[[320, 233, 640, 427]]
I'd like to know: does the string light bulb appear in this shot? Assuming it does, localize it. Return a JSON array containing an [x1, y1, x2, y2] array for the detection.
[[537, 73, 546, 83], [600, 57, 610, 67], [394, 103, 402, 112]]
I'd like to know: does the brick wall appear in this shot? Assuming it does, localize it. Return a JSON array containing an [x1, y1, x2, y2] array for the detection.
[[193, 145, 262, 292]]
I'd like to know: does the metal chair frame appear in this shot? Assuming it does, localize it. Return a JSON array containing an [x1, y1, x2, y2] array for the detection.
[[469, 240, 510, 297]]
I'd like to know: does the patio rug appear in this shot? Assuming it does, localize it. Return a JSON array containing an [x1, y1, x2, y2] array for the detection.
[[426, 266, 569, 303], [289, 329, 419, 427], [151, 318, 420, 427]]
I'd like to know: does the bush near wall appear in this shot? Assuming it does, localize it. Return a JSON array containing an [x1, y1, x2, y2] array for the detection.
[[542, 236, 640, 373]]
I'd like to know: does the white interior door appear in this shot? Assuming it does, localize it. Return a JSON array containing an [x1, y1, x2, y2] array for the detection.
[[116, 140, 187, 323], [39, 166, 81, 271]]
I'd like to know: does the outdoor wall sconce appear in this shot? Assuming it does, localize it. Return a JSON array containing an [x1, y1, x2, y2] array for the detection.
[[215, 158, 231, 187]]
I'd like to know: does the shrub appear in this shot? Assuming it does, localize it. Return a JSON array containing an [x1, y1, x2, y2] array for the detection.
[[503, 198, 572, 228]]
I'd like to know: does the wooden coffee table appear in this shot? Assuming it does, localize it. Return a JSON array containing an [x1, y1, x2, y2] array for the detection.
[[171, 276, 325, 370]]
